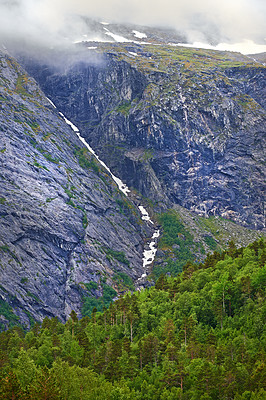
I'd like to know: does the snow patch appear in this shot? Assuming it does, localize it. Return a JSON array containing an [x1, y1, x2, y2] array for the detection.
[[100, 21, 110, 25], [152, 230, 160, 239], [53, 101, 160, 285], [46, 97, 56, 108], [128, 51, 139, 56], [138, 206, 154, 224], [87, 46, 97, 50], [142, 229, 160, 268], [59, 113, 79, 131], [59, 112, 130, 196], [137, 206, 160, 281], [104, 28, 130, 43], [132, 30, 147, 39]]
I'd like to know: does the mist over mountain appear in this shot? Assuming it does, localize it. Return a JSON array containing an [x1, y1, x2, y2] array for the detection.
[[0, 4, 265, 398], [0, 0, 265, 335], [1, 0, 266, 54]]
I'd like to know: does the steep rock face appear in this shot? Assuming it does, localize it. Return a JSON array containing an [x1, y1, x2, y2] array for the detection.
[[23, 44, 266, 230], [0, 49, 152, 328]]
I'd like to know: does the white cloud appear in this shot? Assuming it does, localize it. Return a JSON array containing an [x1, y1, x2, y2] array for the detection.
[[176, 40, 266, 55], [0, 0, 265, 53]]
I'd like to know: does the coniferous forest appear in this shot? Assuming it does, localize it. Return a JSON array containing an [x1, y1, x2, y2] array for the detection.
[[0, 239, 265, 400]]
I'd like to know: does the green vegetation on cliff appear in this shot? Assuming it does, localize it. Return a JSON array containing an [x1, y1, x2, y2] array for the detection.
[[153, 208, 264, 278], [154, 210, 195, 277], [0, 239, 265, 399]]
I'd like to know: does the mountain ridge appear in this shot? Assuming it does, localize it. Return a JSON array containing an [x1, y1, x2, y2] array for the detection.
[[0, 40, 265, 328], [20, 42, 265, 230], [0, 48, 155, 328]]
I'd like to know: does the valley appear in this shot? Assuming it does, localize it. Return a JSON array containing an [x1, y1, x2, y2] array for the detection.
[[0, 35, 265, 329], [0, 9, 265, 399]]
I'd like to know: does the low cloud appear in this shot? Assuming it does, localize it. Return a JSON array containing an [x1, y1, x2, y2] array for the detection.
[[0, 0, 265, 50]]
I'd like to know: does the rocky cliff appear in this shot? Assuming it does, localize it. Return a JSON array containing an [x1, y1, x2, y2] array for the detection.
[[22, 43, 265, 230], [0, 48, 154, 329], [1, 41, 265, 329]]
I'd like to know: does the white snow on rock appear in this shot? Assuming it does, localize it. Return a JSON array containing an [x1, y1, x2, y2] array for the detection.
[[104, 28, 130, 43], [46, 97, 56, 108], [59, 113, 79, 131], [87, 46, 97, 50], [152, 230, 160, 239], [132, 30, 147, 39], [128, 52, 139, 56], [137, 208, 160, 280], [100, 21, 110, 25], [138, 206, 154, 224], [137, 205, 160, 277], [50, 102, 160, 284], [58, 112, 130, 196], [142, 229, 160, 269]]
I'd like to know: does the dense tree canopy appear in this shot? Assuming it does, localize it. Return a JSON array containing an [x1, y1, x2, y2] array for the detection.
[[0, 239, 265, 399]]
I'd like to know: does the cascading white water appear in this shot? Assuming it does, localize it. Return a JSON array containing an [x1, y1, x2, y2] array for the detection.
[[48, 98, 159, 279]]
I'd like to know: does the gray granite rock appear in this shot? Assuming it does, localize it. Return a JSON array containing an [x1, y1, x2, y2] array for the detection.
[[0, 49, 152, 327], [23, 44, 265, 230]]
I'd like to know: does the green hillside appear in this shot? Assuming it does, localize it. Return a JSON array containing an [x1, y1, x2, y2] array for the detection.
[[153, 207, 265, 278], [0, 239, 265, 399]]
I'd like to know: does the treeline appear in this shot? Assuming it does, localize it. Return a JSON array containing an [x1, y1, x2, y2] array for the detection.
[[0, 239, 265, 399]]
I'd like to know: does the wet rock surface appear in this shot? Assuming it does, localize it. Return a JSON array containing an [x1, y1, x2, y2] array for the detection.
[[1, 42, 265, 328], [21, 43, 266, 230], [0, 49, 152, 327]]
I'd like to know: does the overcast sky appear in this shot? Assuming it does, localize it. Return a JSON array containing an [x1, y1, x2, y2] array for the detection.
[[0, 0, 265, 53]]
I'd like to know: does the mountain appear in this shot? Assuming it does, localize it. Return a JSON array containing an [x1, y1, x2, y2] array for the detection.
[[248, 52, 266, 64], [0, 48, 156, 329], [21, 41, 266, 230], [0, 239, 265, 399], [75, 17, 187, 45], [1, 29, 265, 328]]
